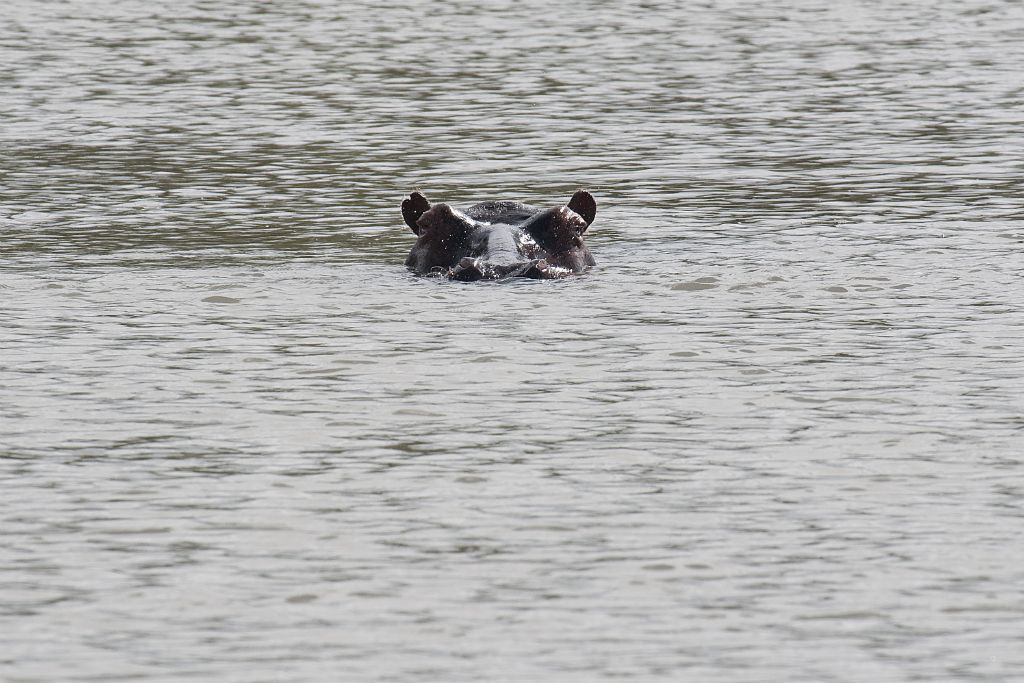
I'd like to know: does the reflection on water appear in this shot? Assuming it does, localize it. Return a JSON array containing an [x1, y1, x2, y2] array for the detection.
[[2, 0, 1023, 680]]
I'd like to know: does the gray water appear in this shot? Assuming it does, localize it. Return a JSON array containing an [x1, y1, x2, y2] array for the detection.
[[3, 0, 1024, 680]]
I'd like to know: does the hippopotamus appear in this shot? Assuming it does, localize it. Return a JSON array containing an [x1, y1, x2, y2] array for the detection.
[[402, 190, 597, 280]]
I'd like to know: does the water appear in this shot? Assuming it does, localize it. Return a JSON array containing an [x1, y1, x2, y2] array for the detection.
[[2, 0, 1023, 680]]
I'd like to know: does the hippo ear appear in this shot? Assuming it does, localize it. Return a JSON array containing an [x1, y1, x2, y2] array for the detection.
[[568, 190, 596, 230], [402, 191, 431, 235]]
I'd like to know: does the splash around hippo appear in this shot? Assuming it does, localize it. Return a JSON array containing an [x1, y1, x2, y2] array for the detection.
[[402, 190, 597, 280]]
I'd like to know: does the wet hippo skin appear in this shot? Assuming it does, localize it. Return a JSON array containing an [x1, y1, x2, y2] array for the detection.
[[402, 190, 597, 280]]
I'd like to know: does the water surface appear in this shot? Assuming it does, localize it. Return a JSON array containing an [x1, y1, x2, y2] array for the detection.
[[2, 1, 1023, 680]]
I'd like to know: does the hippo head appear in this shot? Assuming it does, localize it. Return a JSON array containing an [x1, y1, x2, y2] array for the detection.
[[402, 190, 597, 280]]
